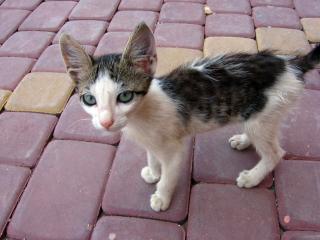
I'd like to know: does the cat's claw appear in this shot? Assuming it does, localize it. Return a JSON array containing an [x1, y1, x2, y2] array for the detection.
[[236, 170, 261, 188], [229, 134, 251, 151], [150, 192, 170, 212], [141, 166, 160, 184]]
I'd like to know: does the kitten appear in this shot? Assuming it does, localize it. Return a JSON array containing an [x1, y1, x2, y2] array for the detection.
[[60, 22, 320, 212]]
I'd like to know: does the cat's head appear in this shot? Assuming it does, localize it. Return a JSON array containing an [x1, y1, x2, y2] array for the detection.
[[60, 22, 157, 132]]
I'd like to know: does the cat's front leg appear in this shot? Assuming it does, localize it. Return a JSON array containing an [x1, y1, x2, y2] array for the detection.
[[141, 151, 161, 184], [150, 143, 184, 212]]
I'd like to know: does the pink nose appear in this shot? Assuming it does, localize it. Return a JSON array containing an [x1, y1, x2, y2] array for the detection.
[[100, 119, 114, 129]]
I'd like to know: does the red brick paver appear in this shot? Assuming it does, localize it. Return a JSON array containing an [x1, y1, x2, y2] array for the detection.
[[281, 89, 320, 160], [207, 0, 251, 15], [187, 184, 280, 240], [0, 165, 30, 236], [53, 20, 108, 45], [0, 112, 57, 167], [275, 161, 320, 231], [0, 31, 54, 58], [252, 6, 301, 29], [155, 23, 204, 49], [69, 0, 120, 21], [119, 0, 163, 11], [206, 13, 255, 38], [0, 0, 42, 10], [94, 32, 131, 56], [0, 57, 35, 90], [0, 9, 30, 44], [282, 231, 320, 240], [7, 140, 116, 240], [91, 216, 185, 240], [250, 0, 294, 8], [159, 2, 205, 25], [108, 11, 159, 32], [19, 1, 76, 32]]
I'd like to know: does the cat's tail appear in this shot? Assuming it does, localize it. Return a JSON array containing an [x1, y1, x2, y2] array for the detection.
[[290, 44, 320, 74]]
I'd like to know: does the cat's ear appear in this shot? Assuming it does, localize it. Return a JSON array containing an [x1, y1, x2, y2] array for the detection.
[[122, 22, 157, 75], [59, 34, 93, 84]]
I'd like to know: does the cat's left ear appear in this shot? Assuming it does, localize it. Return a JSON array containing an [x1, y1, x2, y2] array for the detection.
[[122, 22, 157, 75]]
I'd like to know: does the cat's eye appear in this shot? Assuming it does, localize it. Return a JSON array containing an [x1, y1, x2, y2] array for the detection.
[[117, 91, 134, 103], [82, 93, 96, 106]]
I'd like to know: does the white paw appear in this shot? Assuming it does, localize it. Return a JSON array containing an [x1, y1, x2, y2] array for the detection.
[[236, 170, 261, 188], [229, 134, 251, 150], [141, 166, 160, 184], [150, 192, 170, 212]]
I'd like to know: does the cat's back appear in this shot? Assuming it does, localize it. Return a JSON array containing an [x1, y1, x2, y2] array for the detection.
[[157, 52, 290, 126]]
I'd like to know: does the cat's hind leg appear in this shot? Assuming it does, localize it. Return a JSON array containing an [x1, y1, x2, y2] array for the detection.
[[141, 151, 161, 184], [236, 117, 285, 188], [229, 133, 251, 150]]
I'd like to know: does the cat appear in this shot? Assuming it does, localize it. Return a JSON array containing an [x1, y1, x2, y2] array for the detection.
[[60, 22, 320, 212]]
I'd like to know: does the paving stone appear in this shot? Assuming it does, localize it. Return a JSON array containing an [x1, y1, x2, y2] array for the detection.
[[206, 13, 255, 38], [0, 164, 30, 236], [165, 0, 205, 3], [0, 31, 54, 58], [155, 47, 203, 76], [6, 72, 75, 114], [256, 27, 311, 55], [187, 184, 280, 240], [304, 69, 320, 91], [52, 20, 108, 45], [193, 125, 273, 187], [294, 0, 320, 17], [204, 37, 257, 57], [54, 95, 121, 145], [0, 0, 42, 10], [119, 0, 163, 11], [159, 2, 205, 25], [0, 57, 35, 90], [207, 0, 251, 15], [32, 44, 96, 73], [94, 32, 131, 56], [7, 140, 116, 240], [0, 112, 57, 167], [91, 216, 185, 240], [0, 89, 11, 110], [102, 137, 193, 222], [253, 6, 301, 29], [250, 0, 293, 8], [19, 1, 76, 32], [282, 231, 320, 240], [281, 89, 320, 160], [155, 23, 204, 49], [301, 18, 320, 43], [108, 11, 159, 32], [0, 9, 30, 44], [69, 0, 120, 21], [275, 160, 320, 230]]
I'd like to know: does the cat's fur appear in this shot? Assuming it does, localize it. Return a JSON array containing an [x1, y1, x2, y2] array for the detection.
[[60, 22, 320, 212]]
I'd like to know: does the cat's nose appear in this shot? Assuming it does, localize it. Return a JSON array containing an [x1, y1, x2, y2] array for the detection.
[[100, 119, 114, 129]]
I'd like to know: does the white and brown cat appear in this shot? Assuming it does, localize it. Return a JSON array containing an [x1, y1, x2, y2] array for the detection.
[[60, 22, 320, 212]]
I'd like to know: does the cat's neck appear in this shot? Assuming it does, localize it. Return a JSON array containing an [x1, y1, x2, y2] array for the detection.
[[123, 79, 183, 142]]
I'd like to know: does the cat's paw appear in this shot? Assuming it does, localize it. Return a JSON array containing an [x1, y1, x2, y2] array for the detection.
[[229, 134, 251, 151], [236, 170, 261, 188], [150, 192, 170, 212], [141, 166, 160, 184]]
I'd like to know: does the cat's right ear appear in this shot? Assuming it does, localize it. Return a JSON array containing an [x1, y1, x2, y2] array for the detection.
[[59, 34, 92, 84]]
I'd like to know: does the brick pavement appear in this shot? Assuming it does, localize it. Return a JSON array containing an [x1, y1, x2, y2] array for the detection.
[[0, 0, 320, 239]]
